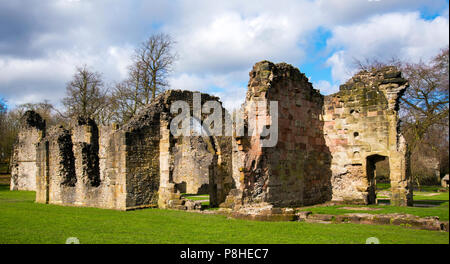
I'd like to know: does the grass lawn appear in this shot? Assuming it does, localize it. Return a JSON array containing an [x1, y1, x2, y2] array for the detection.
[[182, 194, 210, 206], [414, 191, 449, 201], [301, 202, 449, 221], [182, 194, 210, 201], [304, 185, 449, 221], [0, 185, 448, 244]]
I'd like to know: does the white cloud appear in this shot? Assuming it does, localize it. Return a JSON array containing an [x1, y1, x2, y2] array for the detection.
[[0, 45, 135, 107], [317, 0, 447, 25], [313, 80, 339, 95], [169, 70, 249, 111], [1, 0, 449, 110], [169, 1, 320, 75], [325, 12, 449, 83]]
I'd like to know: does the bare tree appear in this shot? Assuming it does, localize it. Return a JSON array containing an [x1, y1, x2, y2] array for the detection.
[[109, 80, 143, 124], [15, 100, 67, 126], [108, 33, 177, 124], [0, 98, 8, 165], [0, 97, 6, 128], [400, 47, 449, 152], [132, 33, 176, 104], [354, 47, 449, 186], [63, 65, 108, 122], [354, 47, 449, 151], [0, 100, 20, 171]]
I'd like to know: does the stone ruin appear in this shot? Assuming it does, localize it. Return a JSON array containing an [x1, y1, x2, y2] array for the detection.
[[10, 60, 413, 215]]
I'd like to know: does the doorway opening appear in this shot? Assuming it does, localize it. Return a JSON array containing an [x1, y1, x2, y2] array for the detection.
[[366, 154, 390, 204], [173, 118, 214, 208]]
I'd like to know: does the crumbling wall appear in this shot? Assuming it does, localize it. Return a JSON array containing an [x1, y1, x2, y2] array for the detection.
[[33, 90, 234, 211], [323, 67, 412, 206], [144, 90, 235, 209], [172, 136, 214, 194], [10, 110, 45, 191], [35, 122, 128, 210], [18, 61, 412, 212], [121, 101, 162, 209], [235, 61, 332, 209]]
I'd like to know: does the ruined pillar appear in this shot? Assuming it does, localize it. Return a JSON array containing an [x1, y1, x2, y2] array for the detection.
[[236, 61, 332, 209], [158, 118, 176, 208], [35, 140, 49, 203], [324, 67, 412, 206], [10, 110, 46, 191]]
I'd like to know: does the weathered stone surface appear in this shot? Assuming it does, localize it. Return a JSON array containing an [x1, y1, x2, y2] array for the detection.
[[35, 122, 128, 209], [10, 110, 45, 191], [296, 211, 312, 221], [234, 61, 332, 209], [442, 174, 449, 188], [323, 67, 412, 206], [32, 90, 235, 211], [12, 61, 412, 214], [173, 136, 213, 194]]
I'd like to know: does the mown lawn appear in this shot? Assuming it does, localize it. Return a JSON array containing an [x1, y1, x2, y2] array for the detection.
[[301, 202, 449, 221], [303, 186, 449, 221], [0, 185, 448, 244], [414, 191, 449, 202]]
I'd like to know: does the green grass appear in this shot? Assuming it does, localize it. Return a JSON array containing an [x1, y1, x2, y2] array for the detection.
[[414, 191, 449, 201], [182, 194, 209, 201], [415, 186, 446, 192], [0, 185, 448, 244], [376, 183, 449, 202], [302, 203, 449, 221], [182, 194, 210, 206], [306, 186, 449, 221], [376, 183, 391, 191], [302, 188, 449, 221], [376, 184, 447, 193]]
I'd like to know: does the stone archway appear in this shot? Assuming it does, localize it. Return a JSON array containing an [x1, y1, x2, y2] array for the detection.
[[154, 90, 235, 209], [366, 154, 389, 204]]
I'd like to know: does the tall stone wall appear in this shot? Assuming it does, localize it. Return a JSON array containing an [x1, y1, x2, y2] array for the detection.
[[121, 100, 162, 209], [323, 67, 412, 206], [10, 111, 45, 191], [172, 136, 214, 194], [141, 90, 235, 209], [13, 61, 412, 212], [235, 61, 332, 208], [35, 121, 128, 210]]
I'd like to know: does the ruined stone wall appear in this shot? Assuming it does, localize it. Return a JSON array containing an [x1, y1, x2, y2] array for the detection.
[[235, 61, 332, 208], [154, 90, 234, 208], [10, 111, 45, 191], [121, 104, 162, 209], [172, 136, 213, 194], [32, 90, 234, 211], [15, 61, 412, 212], [35, 121, 128, 210], [323, 67, 412, 206]]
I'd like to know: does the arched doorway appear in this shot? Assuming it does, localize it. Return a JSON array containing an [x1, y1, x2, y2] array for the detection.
[[172, 118, 220, 207], [366, 154, 390, 204], [157, 90, 235, 209]]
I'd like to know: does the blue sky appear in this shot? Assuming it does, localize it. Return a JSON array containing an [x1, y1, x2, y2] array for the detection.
[[0, 0, 449, 111]]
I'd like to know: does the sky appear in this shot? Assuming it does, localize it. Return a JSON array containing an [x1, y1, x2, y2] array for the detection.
[[0, 0, 449, 111]]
